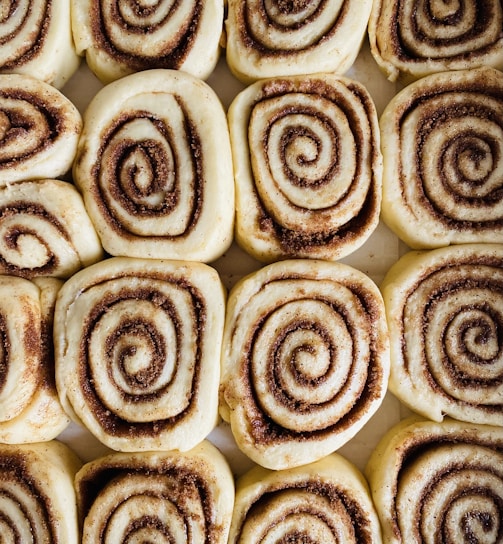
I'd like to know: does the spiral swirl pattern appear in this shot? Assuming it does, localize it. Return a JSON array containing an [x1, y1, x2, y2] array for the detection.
[[0, 0, 79, 87], [0, 276, 70, 443], [380, 67, 503, 248], [0, 179, 103, 279], [229, 453, 382, 543], [226, 0, 373, 81], [365, 418, 503, 544], [220, 259, 390, 470], [72, 0, 223, 83], [0, 74, 82, 185], [382, 243, 503, 426], [369, 0, 503, 81], [229, 74, 382, 263], [54, 257, 225, 452], [74, 69, 234, 262], [75, 442, 234, 544], [0, 441, 81, 543]]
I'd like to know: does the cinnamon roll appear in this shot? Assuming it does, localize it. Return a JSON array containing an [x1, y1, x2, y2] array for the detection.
[[228, 74, 382, 263], [0, 74, 82, 186], [0, 441, 81, 543], [369, 0, 503, 83], [0, 179, 103, 279], [380, 67, 503, 249], [220, 259, 390, 470], [72, 0, 223, 83], [229, 452, 382, 543], [225, 0, 373, 83], [75, 440, 234, 544], [365, 417, 503, 544], [54, 257, 226, 452], [0, 0, 79, 88], [381, 243, 503, 427], [0, 276, 70, 444], [73, 69, 234, 263]]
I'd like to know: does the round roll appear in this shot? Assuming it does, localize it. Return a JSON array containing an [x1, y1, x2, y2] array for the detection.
[[225, 0, 373, 83], [72, 0, 223, 84], [54, 257, 226, 452], [381, 244, 503, 427], [368, 0, 503, 82], [0, 179, 103, 279], [0, 276, 70, 443], [380, 67, 503, 249], [0, 0, 79, 88], [220, 259, 390, 470], [73, 69, 234, 263], [0, 441, 81, 543], [365, 417, 503, 544], [229, 453, 382, 543], [0, 74, 82, 186], [75, 441, 234, 544], [228, 74, 382, 263]]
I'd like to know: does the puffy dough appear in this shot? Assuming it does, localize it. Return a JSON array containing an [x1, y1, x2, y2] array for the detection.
[[0, 179, 103, 279], [225, 0, 373, 83], [380, 67, 503, 248], [220, 258, 390, 470], [229, 452, 382, 543], [0, 276, 70, 444], [381, 243, 503, 427], [228, 74, 382, 263], [75, 441, 234, 544], [0, 74, 82, 185], [72, 0, 224, 83], [0, 440, 82, 543], [73, 69, 235, 263], [54, 257, 226, 452], [0, 0, 79, 88], [365, 417, 503, 544]]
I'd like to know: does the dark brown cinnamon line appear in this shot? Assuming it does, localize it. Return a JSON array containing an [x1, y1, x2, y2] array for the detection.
[[233, 276, 385, 445], [89, 105, 203, 241], [89, 0, 203, 70], [77, 280, 206, 437], [240, 1, 350, 55]]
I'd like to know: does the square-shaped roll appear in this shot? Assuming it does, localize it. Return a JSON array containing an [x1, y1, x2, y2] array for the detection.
[[228, 74, 382, 263], [73, 69, 235, 263], [54, 257, 226, 452], [220, 259, 390, 470]]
